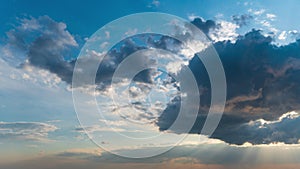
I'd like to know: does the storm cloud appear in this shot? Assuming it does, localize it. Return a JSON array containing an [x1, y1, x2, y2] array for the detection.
[[157, 27, 300, 145]]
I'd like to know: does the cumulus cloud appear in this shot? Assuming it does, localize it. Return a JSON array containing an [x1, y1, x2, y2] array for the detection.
[[278, 31, 287, 40], [1, 16, 77, 84], [208, 20, 240, 42], [190, 18, 216, 34], [0, 16, 213, 91], [157, 27, 300, 145], [210, 111, 300, 145], [1, 16, 157, 92], [0, 121, 57, 142]]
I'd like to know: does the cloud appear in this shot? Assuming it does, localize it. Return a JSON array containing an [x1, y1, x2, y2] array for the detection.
[[1, 16, 77, 84], [266, 13, 277, 21], [248, 9, 266, 16], [1, 16, 156, 92], [245, 10, 280, 39], [187, 14, 203, 21], [190, 18, 216, 35], [157, 28, 300, 145], [211, 111, 300, 145], [71, 18, 300, 145], [148, 0, 160, 8], [232, 14, 253, 26], [278, 31, 287, 40], [0, 16, 226, 92], [2, 141, 300, 169], [57, 148, 102, 158], [208, 20, 240, 42], [3, 15, 300, 146], [0, 121, 57, 142], [75, 125, 125, 133], [0, 57, 63, 88]]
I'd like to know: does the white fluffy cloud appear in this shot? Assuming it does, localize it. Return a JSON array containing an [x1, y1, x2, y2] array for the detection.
[[208, 20, 239, 42], [266, 13, 277, 21]]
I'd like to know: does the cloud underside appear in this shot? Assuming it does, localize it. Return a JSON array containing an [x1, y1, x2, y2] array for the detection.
[[2, 16, 300, 145]]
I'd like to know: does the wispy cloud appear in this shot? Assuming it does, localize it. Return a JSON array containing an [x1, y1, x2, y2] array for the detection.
[[0, 121, 57, 142], [248, 9, 266, 16], [147, 0, 160, 8], [266, 13, 277, 21]]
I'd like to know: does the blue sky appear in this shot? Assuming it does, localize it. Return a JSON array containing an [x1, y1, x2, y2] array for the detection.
[[1, 0, 299, 41], [1, 0, 300, 168]]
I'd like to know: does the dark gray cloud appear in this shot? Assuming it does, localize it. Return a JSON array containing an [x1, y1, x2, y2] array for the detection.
[[190, 18, 216, 34], [1, 16, 155, 87], [157, 28, 300, 145], [2, 16, 78, 83], [97, 38, 153, 86], [232, 14, 253, 26], [213, 112, 300, 145], [0, 121, 57, 142], [159, 108, 300, 145], [208, 30, 300, 120]]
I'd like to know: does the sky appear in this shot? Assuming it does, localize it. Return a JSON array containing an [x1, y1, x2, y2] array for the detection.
[[1, 0, 300, 168]]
